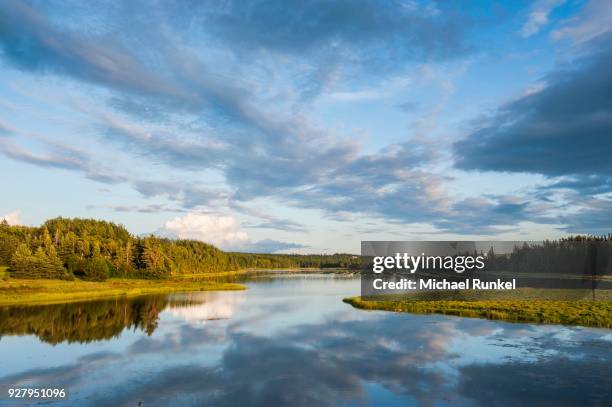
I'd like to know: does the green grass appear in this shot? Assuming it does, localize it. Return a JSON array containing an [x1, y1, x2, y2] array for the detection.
[[0, 277, 245, 306], [344, 289, 612, 328]]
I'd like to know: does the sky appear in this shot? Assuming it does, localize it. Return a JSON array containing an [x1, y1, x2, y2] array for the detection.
[[0, 0, 611, 253]]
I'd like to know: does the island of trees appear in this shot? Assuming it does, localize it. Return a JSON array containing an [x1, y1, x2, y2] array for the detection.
[[0, 217, 360, 281]]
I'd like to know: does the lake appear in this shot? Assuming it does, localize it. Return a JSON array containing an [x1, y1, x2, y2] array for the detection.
[[1, 274, 611, 406]]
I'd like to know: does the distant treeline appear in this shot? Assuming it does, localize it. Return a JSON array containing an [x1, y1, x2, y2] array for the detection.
[[486, 236, 612, 277], [0, 217, 360, 281]]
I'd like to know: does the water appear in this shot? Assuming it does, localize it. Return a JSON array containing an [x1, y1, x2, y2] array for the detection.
[[1, 274, 611, 406]]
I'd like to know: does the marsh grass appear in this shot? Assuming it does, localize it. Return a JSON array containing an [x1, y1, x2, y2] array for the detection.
[[344, 289, 612, 328], [0, 277, 245, 306]]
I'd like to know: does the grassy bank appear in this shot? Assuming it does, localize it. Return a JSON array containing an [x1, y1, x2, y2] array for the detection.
[[344, 289, 612, 328], [0, 278, 245, 306], [0, 268, 352, 307]]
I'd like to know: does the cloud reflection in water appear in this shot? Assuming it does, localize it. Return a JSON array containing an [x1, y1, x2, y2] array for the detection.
[[0, 277, 610, 406]]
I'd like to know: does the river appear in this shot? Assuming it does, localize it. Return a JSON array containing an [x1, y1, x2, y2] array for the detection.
[[1, 274, 611, 406]]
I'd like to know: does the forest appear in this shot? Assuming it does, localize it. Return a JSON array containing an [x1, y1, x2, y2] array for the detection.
[[485, 236, 612, 277], [0, 217, 360, 281]]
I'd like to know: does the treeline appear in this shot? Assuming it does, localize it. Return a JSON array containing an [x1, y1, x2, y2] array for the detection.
[[0, 217, 359, 281], [228, 252, 361, 270], [487, 236, 612, 276]]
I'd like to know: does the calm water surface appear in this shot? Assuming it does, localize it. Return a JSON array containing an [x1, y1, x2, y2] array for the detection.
[[1, 275, 611, 406]]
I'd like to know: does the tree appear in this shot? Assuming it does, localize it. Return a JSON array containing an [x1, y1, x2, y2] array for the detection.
[[82, 255, 109, 281], [139, 238, 171, 278], [0, 231, 20, 265], [10, 243, 34, 277], [33, 247, 65, 279]]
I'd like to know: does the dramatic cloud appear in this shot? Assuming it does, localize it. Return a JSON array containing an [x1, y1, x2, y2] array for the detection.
[[2, 0, 608, 238], [287, 141, 457, 228], [454, 31, 612, 187], [0, 1, 357, 167], [0, 0, 477, 235], [452, 21, 612, 233]]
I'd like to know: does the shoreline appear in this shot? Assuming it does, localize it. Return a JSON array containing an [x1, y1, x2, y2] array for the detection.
[[343, 292, 612, 328], [0, 268, 353, 307], [0, 278, 245, 307]]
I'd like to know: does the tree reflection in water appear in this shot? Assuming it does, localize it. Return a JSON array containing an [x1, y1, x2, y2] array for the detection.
[[0, 295, 204, 344]]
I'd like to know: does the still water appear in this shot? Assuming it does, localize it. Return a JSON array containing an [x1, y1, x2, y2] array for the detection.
[[1, 275, 611, 406]]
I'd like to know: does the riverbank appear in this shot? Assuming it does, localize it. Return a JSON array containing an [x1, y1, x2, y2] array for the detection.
[[344, 290, 612, 328], [0, 278, 245, 306], [0, 267, 356, 306]]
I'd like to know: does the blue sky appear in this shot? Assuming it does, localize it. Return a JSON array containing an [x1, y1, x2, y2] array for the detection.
[[1, 0, 611, 253]]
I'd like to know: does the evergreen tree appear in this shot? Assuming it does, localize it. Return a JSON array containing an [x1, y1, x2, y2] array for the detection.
[[10, 243, 34, 277]]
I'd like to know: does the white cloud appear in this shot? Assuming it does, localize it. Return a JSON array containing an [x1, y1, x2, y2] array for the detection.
[[520, 0, 565, 38], [157, 212, 308, 253], [551, 0, 612, 44], [159, 213, 249, 248], [1, 209, 22, 225]]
